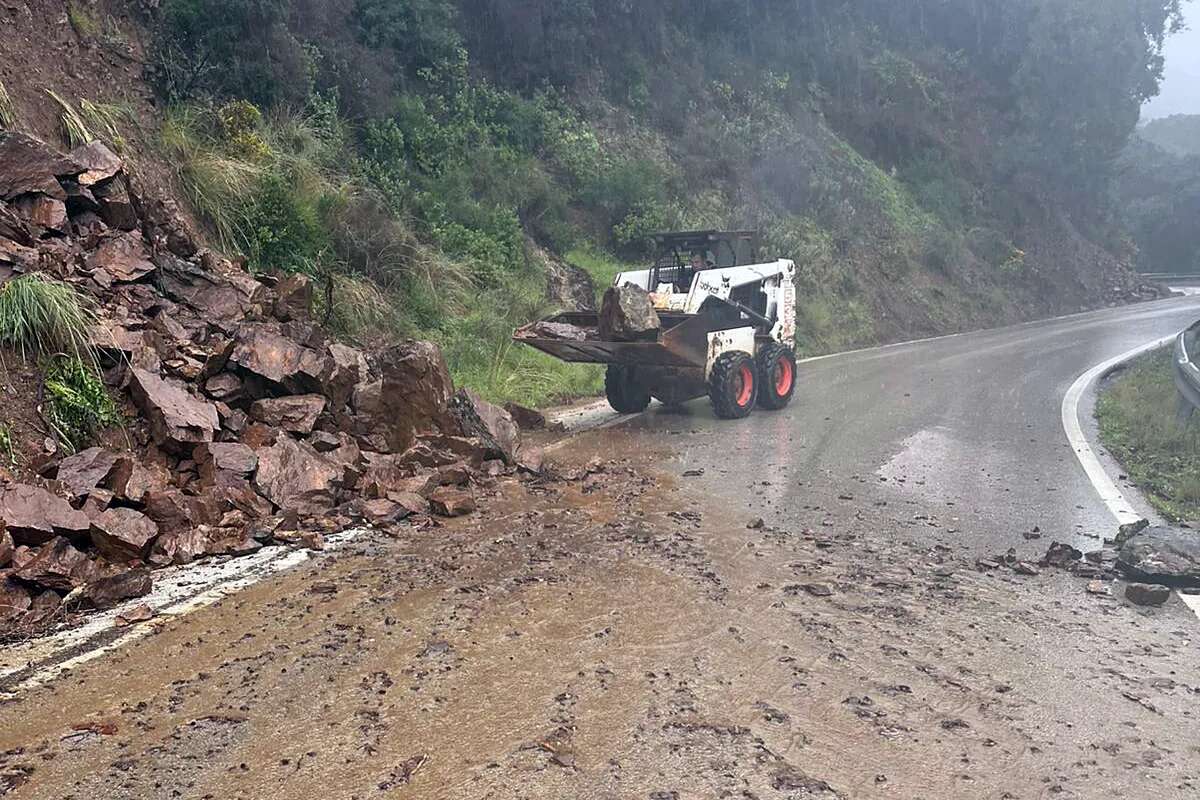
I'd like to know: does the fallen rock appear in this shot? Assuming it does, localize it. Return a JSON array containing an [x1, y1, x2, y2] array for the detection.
[[273, 273, 313, 321], [194, 442, 258, 480], [1125, 582, 1171, 607], [1118, 526, 1200, 587], [0, 574, 32, 623], [1040, 542, 1083, 568], [449, 389, 519, 464], [513, 320, 590, 342], [90, 508, 159, 561], [148, 527, 208, 566], [203, 373, 242, 401], [114, 604, 155, 626], [358, 498, 409, 525], [374, 341, 455, 452], [129, 368, 220, 451], [87, 231, 156, 282], [14, 193, 68, 234], [428, 486, 476, 517], [250, 395, 326, 434], [82, 567, 153, 609], [56, 447, 123, 499], [0, 131, 81, 200], [228, 323, 333, 394], [254, 436, 343, 511], [0, 484, 90, 545], [92, 176, 138, 231], [504, 402, 546, 431], [71, 141, 124, 186], [599, 284, 660, 342], [14, 537, 93, 590]]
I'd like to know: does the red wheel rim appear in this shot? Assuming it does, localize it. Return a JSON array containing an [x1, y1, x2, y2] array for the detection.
[[774, 356, 794, 396], [736, 364, 754, 407]]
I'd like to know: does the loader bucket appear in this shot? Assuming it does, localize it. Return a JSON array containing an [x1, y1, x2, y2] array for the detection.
[[515, 311, 709, 369]]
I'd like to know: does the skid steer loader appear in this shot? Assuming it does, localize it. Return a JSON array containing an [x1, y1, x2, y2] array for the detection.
[[515, 230, 798, 419]]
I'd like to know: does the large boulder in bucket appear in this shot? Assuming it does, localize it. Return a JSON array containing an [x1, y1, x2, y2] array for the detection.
[[599, 284, 661, 342]]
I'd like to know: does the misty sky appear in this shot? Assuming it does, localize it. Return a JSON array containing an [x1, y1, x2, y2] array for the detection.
[[1143, 19, 1200, 119]]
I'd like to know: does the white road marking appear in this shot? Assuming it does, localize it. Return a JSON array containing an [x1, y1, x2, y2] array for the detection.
[[0, 529, 370, 698], [1061, 335, 1200, 617]]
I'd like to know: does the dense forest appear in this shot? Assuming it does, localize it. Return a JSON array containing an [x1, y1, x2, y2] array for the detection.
[[43, 0, 1185, 402], [1119, 114, 1200, 274]]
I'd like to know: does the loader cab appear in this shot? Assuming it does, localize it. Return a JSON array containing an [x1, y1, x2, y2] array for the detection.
[[649, 230, 760, 293]]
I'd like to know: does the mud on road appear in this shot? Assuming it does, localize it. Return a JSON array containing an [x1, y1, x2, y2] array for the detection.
[[1, 428, 1198, 799]]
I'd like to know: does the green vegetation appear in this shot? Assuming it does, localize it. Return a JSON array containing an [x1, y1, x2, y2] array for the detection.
[[141, 0, 1184, 404], [1138, 114, 1200, 158], [0, 81, 14, 130], [0, 274, 97, 362], [1118, 119, 1200, 274], [1096, 348, 1200, 522], [0, 422, 13, 465], [43, 355, 120, 455], [66, 1, 100, 38]]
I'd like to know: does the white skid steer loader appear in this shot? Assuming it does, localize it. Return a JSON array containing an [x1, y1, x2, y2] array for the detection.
[[516, 230, 798, 419]]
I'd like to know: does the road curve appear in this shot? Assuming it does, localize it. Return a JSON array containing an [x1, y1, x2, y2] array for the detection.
[[617, 295, 1200, 556]]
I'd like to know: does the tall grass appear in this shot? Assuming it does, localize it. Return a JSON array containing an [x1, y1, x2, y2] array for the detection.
[[79, 99, 130, 152], [0, 81, 15, 130], [1096, 348, 1200, 522], [0, 274, 97, 362], [46, 90, 93, 147]]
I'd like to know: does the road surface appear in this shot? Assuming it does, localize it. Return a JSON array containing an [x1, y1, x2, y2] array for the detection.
[[2, 297, 1199, 799]]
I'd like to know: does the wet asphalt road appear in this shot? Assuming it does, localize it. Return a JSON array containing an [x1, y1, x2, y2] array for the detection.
[[623, 295, 1200, 555]]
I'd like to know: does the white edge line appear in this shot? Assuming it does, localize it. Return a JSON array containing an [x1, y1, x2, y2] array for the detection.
[[1061, 334, 1200, 617]]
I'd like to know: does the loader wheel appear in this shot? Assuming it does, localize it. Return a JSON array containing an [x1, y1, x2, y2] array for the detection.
[[756, 342, 797, 410], [709, 351, 757, 420], [605, 365, 651, 414]]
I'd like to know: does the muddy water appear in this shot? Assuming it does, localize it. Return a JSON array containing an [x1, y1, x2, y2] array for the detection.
[[2, 430, 1198, 798]]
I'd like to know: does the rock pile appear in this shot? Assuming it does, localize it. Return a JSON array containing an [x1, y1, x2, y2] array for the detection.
[[0, 131, 535, 632]]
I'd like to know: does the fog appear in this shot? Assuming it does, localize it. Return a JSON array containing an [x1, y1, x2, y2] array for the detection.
[[1143, 19, 1200, 119]]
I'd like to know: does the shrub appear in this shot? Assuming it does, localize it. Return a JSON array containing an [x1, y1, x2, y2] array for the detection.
[[242, 170, 330, 273], [0, 274, 97, 362], [44, 355, 119, 455], [46, 90, 93, 148]]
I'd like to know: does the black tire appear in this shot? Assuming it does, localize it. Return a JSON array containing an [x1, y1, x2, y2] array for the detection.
[[756, 342, 797, 410], [708, 351, 758, 419], [605, 365, 651, 414]]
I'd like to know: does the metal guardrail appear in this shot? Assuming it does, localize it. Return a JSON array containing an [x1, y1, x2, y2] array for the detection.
[[1174, 321, 1200, 422]]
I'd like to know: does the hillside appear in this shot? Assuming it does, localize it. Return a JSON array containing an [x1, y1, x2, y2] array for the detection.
[[1119, 114, 1200, 274], [0, 0, 1184, 405], [1138, 113, 1200, 157]]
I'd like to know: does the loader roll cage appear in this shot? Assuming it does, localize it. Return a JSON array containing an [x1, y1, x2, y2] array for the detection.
[[649, 230, 761, 292]]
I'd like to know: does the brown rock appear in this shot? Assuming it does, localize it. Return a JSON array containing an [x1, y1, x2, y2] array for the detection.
[[14, 193, 68, 234], [203, 373, 242, 401], [308, 431, 341, 452], [115, 604, 155, 626], [0, 198, 36, 245], [129, 368, 220, 451], [0, 132, 81, 200], [0, 484, 90, 545], [0, 573, 33, 623], [82, 488, 114, 519], [599, 284, 660, 341], [428, 486, 476, 517], [81, 567, 152, 609], [1125, 582, 1171, 606], [387, 491, 428, 515], [90, 508, 159, 561], [450, 389, 519, 464], [359, 498, 409, 525], [56, 447, 121, 498], [250, 395, 326, 434], [254, 436, 343, 511], [71, 141, 123, 186], [14, 537, 93, 590], [274, 273, 313, 321], [194, 442, 258, 476], [120, 461, 168, 505], [242, 423, 280, 450], [92, 176, 138, 231], [504, 402, 547, 431], [0, 530, 13, 567], [373, 341, 455, 453], [148, 527, 207, 566], [513, 320, 590, 342], [328, 343, 369, 405], [88, 231, 155, 282], [516, 445, 545, 475], [229, 323, 334, 394]]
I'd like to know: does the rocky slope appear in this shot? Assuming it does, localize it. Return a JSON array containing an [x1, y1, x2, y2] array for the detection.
[[0, 130, 536, 636]]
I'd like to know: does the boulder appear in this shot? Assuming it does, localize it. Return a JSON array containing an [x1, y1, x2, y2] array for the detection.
[[56, 447, 123, 499], [142, 489, 195, 536], [0, 199, 36, 245], [14, 193, 68, 235], [449, 389, 519, 464], [598, 284, 660, 342], [428, 486, 476, 517], [1118, 526, 1200, 587], [71, 141, 124, 187], [81, 567, 153, 609], [358, 498, 410, 525], [87, 231, 155, 282], [513, 320, 590, 342], [129, 368, 220, 451], [1125, 582, 1171, 606], [148, 527, 208, 566], [92, 176, 138, 231], [194, 442, 258, 476], [254, 436, 343, 511], [328, 343, 369, 404], [0, 484, 90, 545], [545, 256, 597, 312], [90, 508, 160, 561], [0, 573, 33, 623], [14, 536, 93, 590], [250, 395, 326, 434], [274, 273, 313, 321], [0, 131, 81, 200], [373, 341, 455, 453], [504, 402, 547, 431], [203, 373, 242, 401], [229, 323, 334, 394], [120, 461, 170, 505]]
